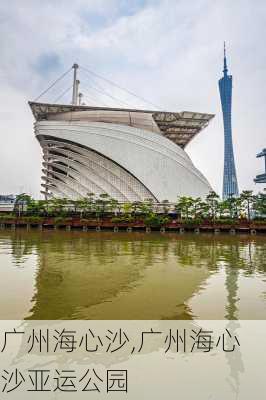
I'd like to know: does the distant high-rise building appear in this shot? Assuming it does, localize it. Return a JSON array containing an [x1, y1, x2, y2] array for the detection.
[[254, 148, 266, 184], [219, 44, 239, 199]]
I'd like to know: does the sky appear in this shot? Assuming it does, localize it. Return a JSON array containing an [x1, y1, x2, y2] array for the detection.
[[0, 0, 265, 198]]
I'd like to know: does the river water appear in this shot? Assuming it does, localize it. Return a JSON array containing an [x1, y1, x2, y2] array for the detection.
[[0, 229, 265, 320]]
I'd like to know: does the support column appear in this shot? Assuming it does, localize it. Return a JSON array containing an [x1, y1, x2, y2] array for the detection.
[[71, 63, 79, 105]]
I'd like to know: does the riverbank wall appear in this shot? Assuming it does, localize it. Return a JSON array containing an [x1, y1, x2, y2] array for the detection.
[[0, 218, 265, 234]]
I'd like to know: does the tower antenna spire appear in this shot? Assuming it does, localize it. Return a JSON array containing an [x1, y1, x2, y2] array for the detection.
[[223, 42, 228, 75], [72, 63, 79, 105]]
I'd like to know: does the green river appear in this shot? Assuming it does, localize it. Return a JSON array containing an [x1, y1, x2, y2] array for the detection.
[[0, 230, 265, 320]]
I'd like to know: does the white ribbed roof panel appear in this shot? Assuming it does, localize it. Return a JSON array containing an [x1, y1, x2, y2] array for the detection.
[[35, 120, 212, 201]]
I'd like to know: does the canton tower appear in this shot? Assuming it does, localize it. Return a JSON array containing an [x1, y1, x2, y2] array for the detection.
[[218, 43, 239, 199]]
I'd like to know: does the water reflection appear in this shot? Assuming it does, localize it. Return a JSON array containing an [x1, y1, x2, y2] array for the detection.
[[0, 230, 265, 320]]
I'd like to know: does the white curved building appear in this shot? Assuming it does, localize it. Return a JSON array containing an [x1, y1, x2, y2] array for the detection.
[[30, 102, 214, 202]]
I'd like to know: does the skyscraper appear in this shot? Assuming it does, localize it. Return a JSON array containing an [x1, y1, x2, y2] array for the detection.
[[219, 44, 239, 199]]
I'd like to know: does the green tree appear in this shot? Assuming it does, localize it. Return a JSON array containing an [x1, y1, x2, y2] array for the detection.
[[94, 193, 110, 220], [239, 190, 255, 221], [132, 201, 141, 220], [190, 197, 205, 220], [216, 199, 230, 220], [99, 193, 111, 215], [74, 197, 89, 219], [144, 212, 170, 228], [86, 192, 95, 217], [109, 198, 119, 215], [176, 196, 194, 220], [26, 199, 43, 216], [38, 199, 50, 216], [49, 197, 69, 216], [139, 198, 154, 218], [253, 192, 266, 218], [224, 196, 242, 220], [161, 199, 170, 215], [122, 202, 133, 217], [14, 193, 33, 216], [205, 191, 220, 222]]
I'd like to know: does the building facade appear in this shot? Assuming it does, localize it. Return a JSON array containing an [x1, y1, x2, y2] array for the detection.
[[219, 45, 239, 199], [30, 102, 214, 202], [254, 148, 266, 184], [0, 195, 16, 212]]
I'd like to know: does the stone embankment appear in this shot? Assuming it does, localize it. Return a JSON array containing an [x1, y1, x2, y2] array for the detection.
[[0, 218, 265, 234]]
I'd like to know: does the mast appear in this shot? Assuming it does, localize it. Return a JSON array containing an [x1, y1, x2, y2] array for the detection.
[[75, 79, 80, 104], [71, 63, 79, 105]]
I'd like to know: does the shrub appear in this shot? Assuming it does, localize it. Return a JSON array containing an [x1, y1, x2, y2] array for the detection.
[[23, 216, 43, 223], [144, 213, 170, 227], [0, 214, 15, 221], [111, 215, 134, 223], [214, 218, 236, 225], [54, 217, 65, 225], [182, 218, 202, 227], [252, 219, 266, 225]]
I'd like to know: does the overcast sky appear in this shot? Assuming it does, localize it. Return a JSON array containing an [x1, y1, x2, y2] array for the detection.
[[0, 0, 265, 198]]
